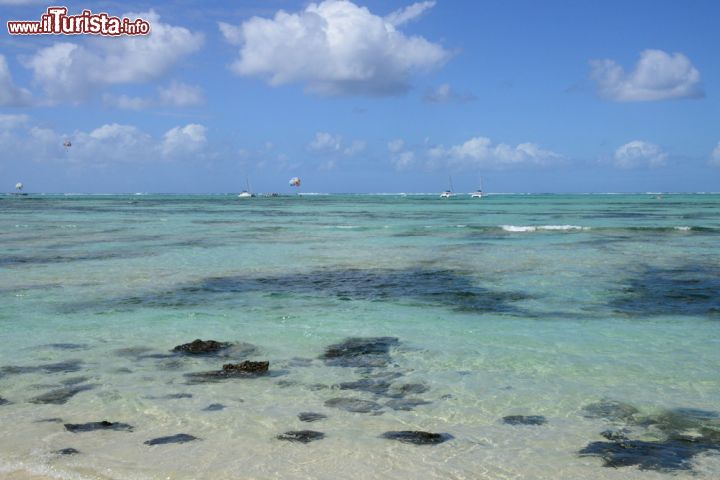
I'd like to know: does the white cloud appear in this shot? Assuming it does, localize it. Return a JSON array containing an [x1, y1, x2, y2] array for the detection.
[[430, 136, 562, 169], [385, 1, 436, 27], [387, 139, 405, 153], [590, 49, 703, 102], [709, 142, 720, 167], [343, 139, 366, 156], [613, 140, 668, 168], [220, 0, 449, 96], [161, 124, 207, 158], [309, 132, 342, 152], [308, 132, 365, 156], [392, 151, 415, 170], [0, 114, 29, 129], [0, 117, 207, 164], [423, 83, 476, 103], [23, 11, 203, 103], [0, 55, 32, 106], [103, 81, 204, 110]]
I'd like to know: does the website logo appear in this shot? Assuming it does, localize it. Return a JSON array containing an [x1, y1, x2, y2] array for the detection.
[[7, 7, 151, 36]]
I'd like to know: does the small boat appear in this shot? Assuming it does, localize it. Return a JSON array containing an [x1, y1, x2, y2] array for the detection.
[[470, 177, 483, 198], [238, 176, 256, 198], [440, 176, 454, 198]]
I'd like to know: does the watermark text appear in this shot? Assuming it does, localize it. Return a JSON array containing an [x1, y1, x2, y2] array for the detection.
[[7, 7, 151, 36]]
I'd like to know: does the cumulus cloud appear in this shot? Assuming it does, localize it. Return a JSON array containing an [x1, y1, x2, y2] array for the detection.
[[387, 139, 405, 153], [308, 132, 365, 156], [220, 0, 449, 96], [384, 1, 436, 26], [423, 83, 476, 103], [430, 136, 562, 169], [709, 143, 720, 167], [590, 49, 703, 102], [0, 55, 32, 106], [0, 117, 207, 164], [0, 114, 29, 129], [161, 124, 207, 158], [613, 140, 668, 168], [103, 81, 205, 110], [22, 11, 203, 103]]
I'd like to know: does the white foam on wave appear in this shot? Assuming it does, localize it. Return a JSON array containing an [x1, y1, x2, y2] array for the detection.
[[501, 225, 588, 232], [674, 226, 691, 231]]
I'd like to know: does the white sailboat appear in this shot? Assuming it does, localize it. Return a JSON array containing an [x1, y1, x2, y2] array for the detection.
[[471, 176, 484, 198], [238, 176, 255, 198], [440, 175, 454, 198], [13, 182, 28, 196]]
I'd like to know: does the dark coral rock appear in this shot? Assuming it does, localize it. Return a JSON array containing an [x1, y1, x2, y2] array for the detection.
[[380, 431, 453, 445], [172, 339, 232, 355], [385, 398, 431, 411], [388, 383, 429, 397], [55, 448, 80, 455], [582, 400, 639, 421], [145, 393, 193, 400], [184, 361, 270, 383], [601, 429, 630, 441], [324, 397, 382, 413], [64, 421, 133, 433], [298, 412, 327, 422], [44, 343, 88, 350], [320, 337, 399, 368], [29, 384, 94, 405], [144, 433, 199, 445], [203, 403, 225, 411], [337, 378, 392, 395], [502, 415, 547, 426], [0, 397, 9, 406], [579, 439, 719, 471], [277, 430, 325, 443]]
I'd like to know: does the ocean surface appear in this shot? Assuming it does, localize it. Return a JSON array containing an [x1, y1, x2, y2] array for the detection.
[[0, 193, 719, 480]]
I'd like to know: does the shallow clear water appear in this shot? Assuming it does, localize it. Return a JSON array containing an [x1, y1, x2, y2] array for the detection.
[[1, 194, 719, 479]]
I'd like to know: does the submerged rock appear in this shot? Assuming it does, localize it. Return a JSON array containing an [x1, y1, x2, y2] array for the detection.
[[0, 397, 9, 406], [324, 397, 382, 413], [601, 429, 630, 441], [144, 433, 199, 445], [172, 339, 232, 355], [145, 393, 193, 400], [203, 403, 225, 411], [184, 361, 269, 383], [64, 421, 133, 433], [29, 384, 94, 405], [277, 430, 325, 443], [582, 400, 639, 421], [35, 418, 63, 423], [55, 448, 80, 455], [1, 360, 84, 376], [298, 412, 327, 422], [388, 383, 429, 397], [502, 415, 547, 426], [380, 431, 453, 445], [337, 378, 392, 395], [44, 343, 88, 351], [385, 398, 431, 411], [579, 439, 719, 471], [320, 337, 399, 368]]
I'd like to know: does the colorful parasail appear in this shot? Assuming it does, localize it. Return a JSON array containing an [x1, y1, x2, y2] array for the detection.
[[289, 177, 301, 187]]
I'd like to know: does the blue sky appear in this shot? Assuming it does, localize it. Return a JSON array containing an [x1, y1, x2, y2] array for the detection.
[[1, 0, 718, 193]]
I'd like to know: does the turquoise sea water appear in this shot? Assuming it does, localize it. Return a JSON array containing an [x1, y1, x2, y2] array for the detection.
[[0, 194, 719, 479]]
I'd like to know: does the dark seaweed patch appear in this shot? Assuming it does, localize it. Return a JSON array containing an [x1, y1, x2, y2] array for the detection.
[[0, 360, 84, 377], [610, 265, 720, 317], [320, 337, 398, 368], [54, 448, 80, 455], [202, 403, 225, 411], [98, 268, 528, 314], [385, 398, 431, 411], [277, 430, 325, 443], [144, 433, 199, 445], [579, 439, 718, 471], [380, 431, 453, 445], [65, 421, 133, 433], [582, 400, 639, 421], [29, 384, 95, 404], [324, 397, 382, 413], [298, 412, 327, 422], [580, 405, 720, 472], [502, 415, 547, 426]]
